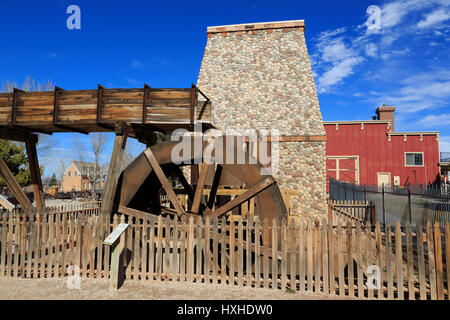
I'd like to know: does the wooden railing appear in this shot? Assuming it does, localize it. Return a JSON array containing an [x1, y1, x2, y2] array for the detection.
[[171, 188, 300, 220], [328, 199, 375, 227], [0, 210, 448, 300]]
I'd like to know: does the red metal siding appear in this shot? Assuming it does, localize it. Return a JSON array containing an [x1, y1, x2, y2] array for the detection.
[[325, 123, 440, 186]]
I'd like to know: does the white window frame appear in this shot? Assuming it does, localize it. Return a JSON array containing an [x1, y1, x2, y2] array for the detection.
[[326, 155, 360, 184], [404, 152, 424, 167]]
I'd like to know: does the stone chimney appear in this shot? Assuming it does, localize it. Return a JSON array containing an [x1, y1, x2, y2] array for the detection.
[[197, 20, 327, 218], [376, 105, 396, 131]]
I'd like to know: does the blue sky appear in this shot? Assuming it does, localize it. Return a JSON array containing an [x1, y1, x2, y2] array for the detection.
[[0, 0, 449, 177]]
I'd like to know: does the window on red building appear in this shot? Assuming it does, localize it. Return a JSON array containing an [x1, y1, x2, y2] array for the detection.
[[405, 152, 424, 167]]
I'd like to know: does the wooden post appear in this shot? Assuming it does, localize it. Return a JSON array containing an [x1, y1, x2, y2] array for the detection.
[[0, 156, 32, 211], [100, 125, 127, 218], [25, 135, 46, 214]]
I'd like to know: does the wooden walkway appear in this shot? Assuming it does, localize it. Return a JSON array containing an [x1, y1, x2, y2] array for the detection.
[[0, 85, 211, 139]]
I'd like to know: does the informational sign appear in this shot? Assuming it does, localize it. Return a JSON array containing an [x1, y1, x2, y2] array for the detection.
[[103, 223, 129, 246]]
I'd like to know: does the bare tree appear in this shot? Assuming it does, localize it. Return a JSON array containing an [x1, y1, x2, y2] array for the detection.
[[1, 78, 56, 155], [90, 133, 108, 192], [71, 135, 87, 162], [58, 158, 68, 188]]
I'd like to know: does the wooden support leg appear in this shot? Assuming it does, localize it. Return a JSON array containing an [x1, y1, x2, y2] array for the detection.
[[144, 148, 186, 216], [25, 135, 46, 214], [100, 127, 127, 218], [207, 164, 222, 210], [191, 163, 212, 214], [0, 156, 32, 211]]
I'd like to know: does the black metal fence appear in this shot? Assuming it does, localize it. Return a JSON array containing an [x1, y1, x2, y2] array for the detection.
[[329, 179, 450, 228]]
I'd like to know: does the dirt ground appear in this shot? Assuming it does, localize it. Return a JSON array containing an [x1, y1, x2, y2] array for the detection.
[[0, 278, 359, 300]]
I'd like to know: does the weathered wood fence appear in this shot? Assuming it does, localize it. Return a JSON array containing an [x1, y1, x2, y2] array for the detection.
[[328, 200, 375, 227], [0, 208, 448, 300]]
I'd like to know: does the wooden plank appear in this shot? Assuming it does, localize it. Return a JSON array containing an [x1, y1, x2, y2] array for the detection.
[[0, 157, 32, 211], [13, 214, 21, 278], [327, 218, 334, 296], [163, 217, 171, 281], [321, 218, 329, 295], [54, 215, 61, 278], [100, 132, 126, 218], [125, 216, 132, 280], [220, 216, 227, 285], [207, 165, 222, 210], [212, 217, 219, 285], [156, 215, 163, 282], [40, 215, 49, 278], [272, 218, 278, 290], [103, 215, 110, 280], [356, 221, 364, 298], [281, 218, 287, 292], [416, 223, 426, 300], [179, 216, 186, 283], [386, 223, 393, 299], [0, 213, 7, 277], [82, 215, 88, 278], [25, 137, 46, 214], [395, 222, 404, 300], [207, 177, 274, 219], [263, 218, 269, 289], [314, 220, 321, 294], [434, 221, 444, 300], [191, 163, 211, 213], [426, 221, 437, 300], [445, 223, 450, 301], [204, 216, 211, 284], [172, 217, 179, 281], [135, 219, 142, 280], [247, 215, 253, 287], [238, 217, 244, 286], [375, 223, 383, 299], [255, 217, 261, 289], [337, 220, 344, 297], [196, 217, 203, 282], [406, 223, 415, 300], [187, 216, 194, 282], [347, 221, 354, 297]]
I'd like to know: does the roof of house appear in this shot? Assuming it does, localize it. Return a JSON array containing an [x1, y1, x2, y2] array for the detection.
[[69, 160, 106, 178]]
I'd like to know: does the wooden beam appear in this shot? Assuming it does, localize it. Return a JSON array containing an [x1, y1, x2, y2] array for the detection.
[[144, 148, 186, 216], [100, 128, 127, 217], [206, 177, 275, 219], [11, 88, 24, 126], [0, 127, 35, 142], [207, 164, 222, 209], [191, 163, 212, 214], [173, 166, 195, 202], [25, 137, 46, 214], [0, 157, 32, 211], [118, 206, 155, 220], [142, 84, 150, 124]]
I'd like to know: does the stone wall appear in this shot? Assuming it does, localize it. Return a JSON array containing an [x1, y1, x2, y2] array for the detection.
[[197, 20, 327, 217]]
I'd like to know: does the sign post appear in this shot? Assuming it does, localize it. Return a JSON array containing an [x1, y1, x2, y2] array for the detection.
[[103, 223, 129, 291]]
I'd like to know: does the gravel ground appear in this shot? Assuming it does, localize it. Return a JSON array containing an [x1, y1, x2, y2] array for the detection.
[[0, 278, 359, 300]]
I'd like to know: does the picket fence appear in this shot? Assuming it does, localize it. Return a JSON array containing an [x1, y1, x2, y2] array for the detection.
[[0, 209, 449, 300]]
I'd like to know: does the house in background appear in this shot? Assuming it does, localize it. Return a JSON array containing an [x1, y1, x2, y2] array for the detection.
[[324, 105, 441, 188], [61, 160, 106, 192]]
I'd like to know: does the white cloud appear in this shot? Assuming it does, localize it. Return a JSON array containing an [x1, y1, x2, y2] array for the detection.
[[131, 59, 142, 67], [317, 57, 363, 93], [417, 8, 450, 28], [417, 114, 450, 126], [365, 43, 378, 57], [440, 136, 450, 152]]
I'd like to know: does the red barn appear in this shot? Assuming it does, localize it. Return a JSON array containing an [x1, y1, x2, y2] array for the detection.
[[324, 106, 441, 188]]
